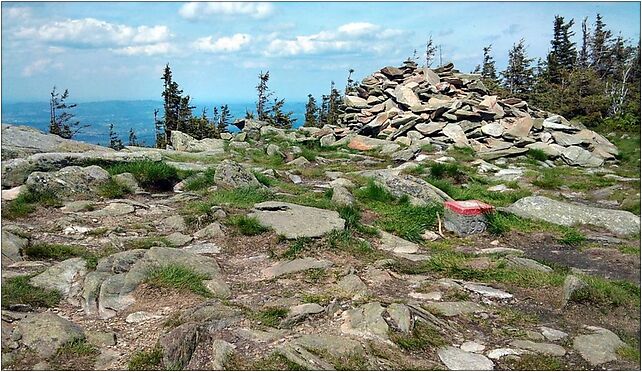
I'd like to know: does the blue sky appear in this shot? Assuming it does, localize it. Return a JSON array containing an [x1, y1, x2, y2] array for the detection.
[[2, 1, 640, 103]]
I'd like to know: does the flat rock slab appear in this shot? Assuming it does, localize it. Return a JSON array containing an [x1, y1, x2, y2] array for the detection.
[[438, 346, 494, 370], [294, 334, 365, 358], [378, 231, 420, 254], [504, 196, 640, 236], [249, 201, 345, 239], [510, 339, 566, 356], [30, 257, 87, 302], [261, 258, 333, 280], [572, 326, 626, 365], [463, 283, 513, 299], [340, 302, 390, 342], [15, 312, 84, 358], [425, 301, 485, 317]]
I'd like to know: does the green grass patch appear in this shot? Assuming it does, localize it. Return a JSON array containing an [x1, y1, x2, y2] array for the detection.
[[146, 264, 212, 297], [390, 322, 445, 351], [253, 171, 277, 187], [249, 152, 285, 168], [527, 148, 549, 162], [226, 215, 269, 236], [282, 237, 312, 259], [506, 354, 566, 370], [364, 200, 442, 243], [23, 242, 100, 269], [97, 178, 133, 199], [50, 338, 99, 370], [428, 178, 531, 207], [570, 275, 640, 309], [401, 164, 427, 176], [326, 230, 382, 261], [354, 179, 395, 203], [2, 189, 61, 220], [183, 168, 216, 191], [1, 275, 62, 308], [241, 352, 306, 370], [209, 187, 273, 208], [557, 228, 587, 246], [123, 236, 171, 250], [447, 146, 476, 162], [128, 347, 163, 370], [252, 307, 288, 328], [105, 160, 179, 191]]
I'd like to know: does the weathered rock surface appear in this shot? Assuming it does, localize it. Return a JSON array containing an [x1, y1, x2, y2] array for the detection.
[[261, 258, 333, 280], [340, 302, 390, 342], [1, 230, 26, 264], [1, 124, 111, 160], [438, 346, 494, 370], [170, 131, 225, 153], [573, 326, 626, 365], [504, 196, 640, 236], [14, 312, 84, 358], [30, 257, 87, 304], [370, 172, 452, 206], [213, 160, 261, 189], [25, 165, 110, 199], [509, 339, 566, 356], [249, 201, 345, 239]]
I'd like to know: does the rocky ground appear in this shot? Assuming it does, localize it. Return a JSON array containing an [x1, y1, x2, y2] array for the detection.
[[0, 119, 640, 371]]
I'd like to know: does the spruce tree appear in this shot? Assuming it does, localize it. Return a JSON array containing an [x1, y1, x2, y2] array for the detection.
[[590, 14, 613, 77], [425, 35, 437, 67], [49, 87, 86, 139], [218, 105, 232, 134], [480, 44, 500, 90], [578, 17, 590, 68], [326, 81, 342, 126], [267, 98, 295, 129], [128, 128, 140, 147], [154, 109, 166, 148], [108, 124, 124, 150], [256, 71, 272, 121], [319, 94, 329, 125], [304, 94, 319, 127], [547, 15, 577, 84], [502, 39, 535, 97]]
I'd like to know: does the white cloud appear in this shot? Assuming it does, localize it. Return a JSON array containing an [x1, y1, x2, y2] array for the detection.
[[22, 58, 62, 77], [15, 18, 171, 51], [4, 7, 32, 20], [113, 42, 173, 56], [264, 22, 408, 57], [193, 33, 251, 53], [179, 2, 273, 20]]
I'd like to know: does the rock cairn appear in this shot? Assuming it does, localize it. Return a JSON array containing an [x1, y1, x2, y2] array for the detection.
[[338, 61, 619, 167]]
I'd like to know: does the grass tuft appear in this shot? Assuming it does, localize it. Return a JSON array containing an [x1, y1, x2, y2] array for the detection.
[[527, 148, 549, 162], [183, 168, 216, 191], [226, 215, 269, 236], [98, 178, 133, 198], [23, 242, 100, 269], [282, 237, 312, 259], [2, 189, 61, 220], [1, 275, 62, 308], [570, 275, 640, 309], [146, 264, 212, 297], [390, 322, 445, 351], [253, 171, 277, 187], [252, 307, 288, 328], [354, 179, 394, 202], [105, 161, 179, 191], [128, 347, 163, 370], [50, 338, 99, 370]]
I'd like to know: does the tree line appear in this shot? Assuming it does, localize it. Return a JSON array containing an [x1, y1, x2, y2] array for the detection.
[[47, 12, 639, 146]]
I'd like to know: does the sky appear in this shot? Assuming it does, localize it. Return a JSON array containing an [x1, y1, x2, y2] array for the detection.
[[2, 1, 640, 103]]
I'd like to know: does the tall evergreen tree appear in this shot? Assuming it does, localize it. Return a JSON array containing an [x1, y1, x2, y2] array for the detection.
[[256, 71, 272, 121], [128, 128, 140, 147], [154, 109, 166, 148], [108, 124, 124, 150], [49, 87, 86, 139], [425, 35, 437, 67], [590, 14, 613, 77], [218, 105, 232, 134], [480, 44, 500, 90], [578, 17, 590, 68], [304, 94, 319, 127], [161, 64, 182, 138], [319, 94, 329, 125], [502, 39, 535, 97], [345, 69, 357, 95], [267, 98, 296, 129], [546, 15, 577, 84], [326, 81, 342, 126]]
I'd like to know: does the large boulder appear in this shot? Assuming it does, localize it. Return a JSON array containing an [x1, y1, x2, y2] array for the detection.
[[170, 131, 225, 153], [249, 201, 345, 239], [1, 150, 161, 188], [504, 196, 640, 236], [560, 146, 604, 167], [25, 165, 110, 199], [573, 326, 626, 366], [30, 257, 88, 305], [1, 124, 111, 160], [82, 247, 225, 319], [213, 160, 261, 189], [371, 173, 452, 206], [1, 229, 26, 264], [14, 312, 84, 358]]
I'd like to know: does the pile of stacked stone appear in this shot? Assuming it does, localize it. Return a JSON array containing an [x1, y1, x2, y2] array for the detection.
[[336, 60, 619, 167]]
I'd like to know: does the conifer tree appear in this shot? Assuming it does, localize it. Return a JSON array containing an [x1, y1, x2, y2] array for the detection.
[[319, 94, 329, 125], [578, 17, 590, 68], [256, 71, 272, 121], [590, 14, 613, 77], [425, 35, 437, 67], [502, 39, 535, 97], [480, 44, 500, 90], [304, 94, 319, 127], [154, 109, 166, 148], [128, 128, 140, 147], [108, 124, 124, 150], [49, 87, 86, 139], [267, 98, 295, 129], [326, 81, 342, 126], [218, 105, 232, 134], [546, 15, 576, 84]]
